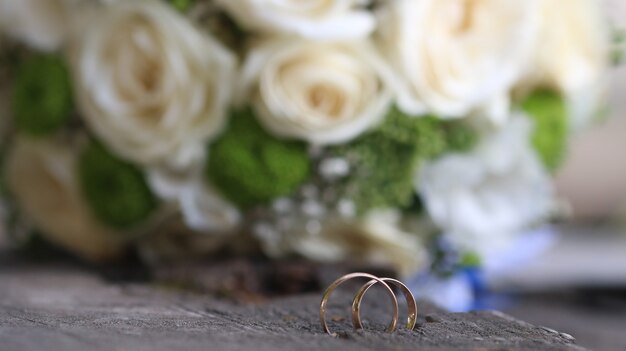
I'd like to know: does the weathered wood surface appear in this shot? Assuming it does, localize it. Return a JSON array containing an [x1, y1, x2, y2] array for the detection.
[[0, 258, 586, 351], [505, 292, 626, 351]]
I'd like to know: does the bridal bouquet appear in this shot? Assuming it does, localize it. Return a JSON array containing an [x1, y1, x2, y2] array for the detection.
[[0, 0, 612, 281]]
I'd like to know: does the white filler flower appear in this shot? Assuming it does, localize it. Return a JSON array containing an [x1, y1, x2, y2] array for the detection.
[[214, 0, 375, 40], [71, 0, 236, 169], [417, 115, 554, 255], [5, 137, 126, 262], [147, 168, 241, 233], [257, 209, 427, 277], [240, 38, 394, 145], [378, 0, 538, 120]]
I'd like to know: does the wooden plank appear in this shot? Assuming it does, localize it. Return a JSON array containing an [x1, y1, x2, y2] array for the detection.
[[0, 259, 586, 351]]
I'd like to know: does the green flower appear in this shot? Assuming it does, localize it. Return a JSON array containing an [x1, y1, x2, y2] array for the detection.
[[12, 55, 73, 136], [79, 140, 157, 229], [167, 0, 194, 12], [206, 108, 311, 208], [332, 107, 477, 213], [521, 89, 568, 172]]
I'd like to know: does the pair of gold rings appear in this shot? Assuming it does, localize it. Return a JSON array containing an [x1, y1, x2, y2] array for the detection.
[[319, 272, 418, 336]]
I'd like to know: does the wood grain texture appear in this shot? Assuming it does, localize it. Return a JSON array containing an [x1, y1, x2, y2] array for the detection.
[[0, 258, 586, 351]]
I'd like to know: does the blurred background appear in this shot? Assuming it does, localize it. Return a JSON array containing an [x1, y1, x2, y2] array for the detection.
[[494, 2, 626, 347]]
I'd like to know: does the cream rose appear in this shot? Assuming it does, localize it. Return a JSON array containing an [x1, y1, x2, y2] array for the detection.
[[0, 0, 84, 51], [0, 0, 67, 51], [72, 0, 236, 169], [214, 0, 375, 40], [520, 0, 610, 129], [5, 137, 126, 262], [377, 0, 538, 120], [240, 39, 394, 145], [417, 115, 554, 256]]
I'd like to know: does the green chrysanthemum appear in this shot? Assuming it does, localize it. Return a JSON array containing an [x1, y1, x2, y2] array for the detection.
[[206, 108, 311, 208], [333, 107, 477, 213], [79, 140, 157, 229], [521, 89, 568, 172], [12, 55, 73, 136]]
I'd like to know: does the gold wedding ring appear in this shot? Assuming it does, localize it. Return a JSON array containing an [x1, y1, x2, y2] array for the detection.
[[319, 272, 418, 336], [352, 277, 417, 331]]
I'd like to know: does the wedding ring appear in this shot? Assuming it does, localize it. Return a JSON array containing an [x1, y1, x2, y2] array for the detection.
[[351, 277, 417, 331], [319, 272, 399, 336]]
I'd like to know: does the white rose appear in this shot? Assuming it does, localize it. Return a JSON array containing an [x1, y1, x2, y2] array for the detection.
[[0, 0, 85, 51], [520, 0, 610, 129], [256, 210, 427, 277], [417, 115, 554, 256], [147, 168, 241, 233], [377, 0, 538, 120], [240, 39, 394, 145], [214, 0, 375, 40], [72, 0, 236, 169], [5, 137, 126, 261]]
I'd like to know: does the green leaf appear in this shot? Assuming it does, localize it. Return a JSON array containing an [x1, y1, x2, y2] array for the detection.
[[459, 252, 482, 268]]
